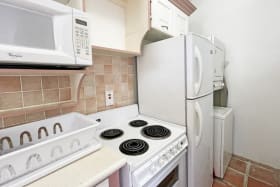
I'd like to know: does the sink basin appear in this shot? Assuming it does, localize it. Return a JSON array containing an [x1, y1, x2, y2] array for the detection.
[[0, 112, 101, 186]]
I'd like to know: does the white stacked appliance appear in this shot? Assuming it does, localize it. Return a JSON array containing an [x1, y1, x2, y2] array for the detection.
[[137, 33, 214, 187], [209, 36, 225, 91]]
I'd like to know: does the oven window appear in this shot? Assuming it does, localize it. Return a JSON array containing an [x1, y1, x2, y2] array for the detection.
[[157, 166, 179, 187]]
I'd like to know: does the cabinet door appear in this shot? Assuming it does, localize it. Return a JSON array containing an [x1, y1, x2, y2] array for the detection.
[[172, 8, 189, 36], [54, 0, 84, 10], [213, 46, 225, 80], [151, 0, 173, 35]]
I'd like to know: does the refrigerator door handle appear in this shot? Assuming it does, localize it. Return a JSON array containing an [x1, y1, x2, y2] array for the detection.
[[194, 101, 203, 147], [194, 46, 203, 95]]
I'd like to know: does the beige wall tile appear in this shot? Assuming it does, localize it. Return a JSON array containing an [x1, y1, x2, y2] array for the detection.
[[112, 63, 121, 74], [93, 55, 112, 64], [127, 57, 135, 65], [85, 97, 97, 114], [0, 76, 21, 93], [95, 75, 104, 85], [61, 106, 75, 114], [26, 112, 45, 123], [82, 74, 94, 87], [43, 89, 59, 104], [93, 64, 104, 73], [23, 91, 43, 107], [104, 74, 113, 84], [121, 74, 128, 83], [104, 65, 112, 73], [105, 84, 114, 91], [60, 88, 71, 102], [96, 86, 105, 109], [120, 62, 128, 73], [84, 86, 95, 98], [58, 76, 70, 88], [0, 118, 4, 129], [4, 114, 26, 127], [79, 87, 84, 99], [0, 92, 23, 110], [45, 109, 61, 118], [75, 100, 86, 113], [21, 76, 42, 91], [128, 64, 136, 74], [42, 76, 58, 89]]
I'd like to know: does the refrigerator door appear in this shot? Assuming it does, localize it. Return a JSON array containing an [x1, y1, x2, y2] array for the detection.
[[187, 94, 213, 187], [186, 33, 213, 99], [137, 36, 186, 126]]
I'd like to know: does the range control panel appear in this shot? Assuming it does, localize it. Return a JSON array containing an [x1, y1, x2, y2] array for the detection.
[[132, 135, 188, 186], [73, 17, 91, 61]]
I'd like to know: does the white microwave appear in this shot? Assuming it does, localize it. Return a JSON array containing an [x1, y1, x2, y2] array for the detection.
[[0, 0, 92, 68]]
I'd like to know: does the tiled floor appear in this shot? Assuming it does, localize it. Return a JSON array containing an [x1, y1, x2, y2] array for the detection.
[[213, 155, 280, 187]]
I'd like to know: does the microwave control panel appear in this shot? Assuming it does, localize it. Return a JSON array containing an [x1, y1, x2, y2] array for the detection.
[[73, 17, 91, 61]]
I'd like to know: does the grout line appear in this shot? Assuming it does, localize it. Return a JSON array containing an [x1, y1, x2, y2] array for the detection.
[[1, 117, 4, 128], [40, 76, 45, 105], [243, 161, 251, 187], [248, 176, 274, 186], [19, 76, 25, 108], [58, 76, 61, 102], [43, 111, 46, 120], [228, 166, 247, 176]]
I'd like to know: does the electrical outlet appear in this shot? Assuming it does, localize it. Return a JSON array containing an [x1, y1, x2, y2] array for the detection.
[[105, 90, 114, 106]]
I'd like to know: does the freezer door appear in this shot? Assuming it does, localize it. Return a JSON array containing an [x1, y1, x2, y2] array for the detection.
[[187, 94, 213, 187], [186, 33, 214, 99], [137, 36, 186, 126]]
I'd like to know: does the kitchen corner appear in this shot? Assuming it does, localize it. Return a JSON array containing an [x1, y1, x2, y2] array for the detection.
[[2, 0, 279, 186]]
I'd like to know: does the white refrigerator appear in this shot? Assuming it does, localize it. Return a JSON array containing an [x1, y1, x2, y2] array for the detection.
[[137, 33, 214, 187]]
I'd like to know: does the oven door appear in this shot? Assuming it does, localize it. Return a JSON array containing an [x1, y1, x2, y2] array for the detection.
[[143, 150, 187, 187]]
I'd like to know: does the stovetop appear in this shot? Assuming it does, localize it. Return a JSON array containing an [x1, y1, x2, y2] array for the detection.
[[88, 105, 186, 171]]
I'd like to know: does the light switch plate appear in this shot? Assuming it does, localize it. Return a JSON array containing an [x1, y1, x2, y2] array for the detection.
[[105, 90, 114, 106]]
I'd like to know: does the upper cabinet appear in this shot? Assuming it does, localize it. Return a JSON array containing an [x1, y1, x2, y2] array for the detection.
[[55, 0, 84, 10], [172, 7, 189, 36], [151, 0, 174, 36], [84, 0, 150, 55], [54, 0, 196, 55], [151, 0, 190, 37]]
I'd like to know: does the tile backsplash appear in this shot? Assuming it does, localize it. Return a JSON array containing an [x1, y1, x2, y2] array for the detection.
[[0, 54, 137, 128], [0, 75, 71, 111]]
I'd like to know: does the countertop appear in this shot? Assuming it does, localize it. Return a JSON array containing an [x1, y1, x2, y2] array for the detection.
[[27, 147, 126, 187]]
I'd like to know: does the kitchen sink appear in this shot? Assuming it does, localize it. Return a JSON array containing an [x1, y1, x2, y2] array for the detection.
[[0, 112, 101, 186]]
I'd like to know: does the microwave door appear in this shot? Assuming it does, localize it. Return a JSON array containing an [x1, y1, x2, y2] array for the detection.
[[0, 0, 76, 66]]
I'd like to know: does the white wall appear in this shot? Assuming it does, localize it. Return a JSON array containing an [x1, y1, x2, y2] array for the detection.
[[190, 0, 280, 168]]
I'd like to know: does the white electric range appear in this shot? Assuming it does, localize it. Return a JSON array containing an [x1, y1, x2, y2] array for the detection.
[[87, 104, 188, 187]]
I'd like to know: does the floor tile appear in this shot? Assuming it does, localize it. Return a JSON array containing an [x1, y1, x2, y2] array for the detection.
[[248, 177, 273, 187], [229, 157, 247, 173], [249, 164, 277, 185], [213, 179, 232, 187], [224, 168, 245, 187]]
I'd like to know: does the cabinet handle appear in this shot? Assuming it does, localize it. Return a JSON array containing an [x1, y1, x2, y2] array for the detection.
[[161, 25, 168, 30]]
